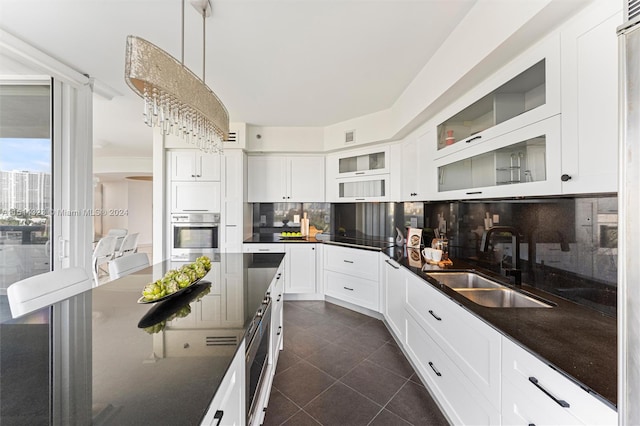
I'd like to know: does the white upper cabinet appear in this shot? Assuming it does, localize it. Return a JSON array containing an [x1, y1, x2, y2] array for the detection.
[[171, 150, 221, 181], [247, 155, 325, 202], [326, 144, 400, 202], [401, 130, 433, 200], [560, 1, 621, 194], [432, 35, 560, 162], [433, 114, 562, 200]]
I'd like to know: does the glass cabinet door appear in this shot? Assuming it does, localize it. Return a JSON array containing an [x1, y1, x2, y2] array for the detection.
[[437, 60, 546, 150], [438, 136, 547, 192], [337, 150, 387, 177]]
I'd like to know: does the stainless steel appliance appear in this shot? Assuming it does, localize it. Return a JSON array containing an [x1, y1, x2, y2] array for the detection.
[[618, 2, 640, 423], [170, 213, 220, 261], [245, 292, 271, 425]]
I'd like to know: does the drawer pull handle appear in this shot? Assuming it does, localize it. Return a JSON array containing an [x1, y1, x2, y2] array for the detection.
[[343, 260, 354, 264], [528, 377, 570, 408], [429, 310, 442, 321], [277, 295, 282, 302], [466, 135, 482, 143], [214, 410, 223, 426], [355, 171, 366, 175], [466, 191, 482, 195], [277, 326, 282, 336], [385, 259, 400, 269], [429, 361, 442, 377], [259, 249, 270, 252], [343, 286, 354, 291]]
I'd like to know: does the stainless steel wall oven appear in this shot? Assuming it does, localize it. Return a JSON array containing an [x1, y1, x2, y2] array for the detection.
[[170, 213, 220, 261]]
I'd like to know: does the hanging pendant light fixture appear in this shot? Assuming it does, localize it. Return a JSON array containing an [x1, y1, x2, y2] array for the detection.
[[124, 0, 228, 153]]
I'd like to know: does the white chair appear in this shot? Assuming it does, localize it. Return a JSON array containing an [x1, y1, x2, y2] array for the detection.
[[107, 228, 128, 252], [92, 236, 117, 284], [7, 268, 91, 318], [115, 232, 139, 258], [108, 252, 149, 280]]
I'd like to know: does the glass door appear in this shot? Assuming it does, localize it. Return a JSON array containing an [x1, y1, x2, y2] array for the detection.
[[0, 81, 53, 317], [0, 80, 53, 424]]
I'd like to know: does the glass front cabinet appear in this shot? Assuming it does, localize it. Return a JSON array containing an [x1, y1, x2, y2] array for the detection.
[[433, 35, 560, 160], [327, 145, 396, 202], [433, 115, 561, 200]]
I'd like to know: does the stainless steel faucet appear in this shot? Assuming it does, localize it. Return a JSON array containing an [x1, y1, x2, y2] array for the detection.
[[481, 226, 522, 287]]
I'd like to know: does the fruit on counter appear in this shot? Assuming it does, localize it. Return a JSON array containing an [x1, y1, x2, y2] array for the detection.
[[280, 231, 303, 237], [141, 256, 212, 301]]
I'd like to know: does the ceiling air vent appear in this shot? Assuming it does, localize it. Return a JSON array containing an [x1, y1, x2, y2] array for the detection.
[[224, 131, 237, 143], [206, 336, 237, 346], [344, 130, 356, 144], [628, 0, 640, 22]]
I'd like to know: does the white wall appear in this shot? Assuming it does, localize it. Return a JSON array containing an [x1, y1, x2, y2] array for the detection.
[[99, 180, 152, 246], [246, 126, 324, 152], [127, 180, 153, 245]]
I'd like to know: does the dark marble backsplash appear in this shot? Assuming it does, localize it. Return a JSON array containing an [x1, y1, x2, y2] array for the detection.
[[252, 195, 618, 317], [422, 195, 618, 317]]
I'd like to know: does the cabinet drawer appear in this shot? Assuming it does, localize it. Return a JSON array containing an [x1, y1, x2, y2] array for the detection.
[[502, 337, 617, 425], [243, 243, 285, 253], [405, 315, 500, 425], [503, 375, 582, 426], [324, 245, 379, 282], [405, 274, 501, 409], [324, 270, 379, 311]]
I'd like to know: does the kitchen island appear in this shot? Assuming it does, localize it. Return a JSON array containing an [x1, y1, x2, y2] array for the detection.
[[0, 252, 284, 426]]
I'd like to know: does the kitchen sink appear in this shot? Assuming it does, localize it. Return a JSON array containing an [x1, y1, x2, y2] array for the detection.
[[454, 288, 552, 308], [425, 271, 553, 308], [425, 272, 505, 289]]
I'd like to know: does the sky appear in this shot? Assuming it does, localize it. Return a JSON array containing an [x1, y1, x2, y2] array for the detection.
[[0, 138, 51, 173]]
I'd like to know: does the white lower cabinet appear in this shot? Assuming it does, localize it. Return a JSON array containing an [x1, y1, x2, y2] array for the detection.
[[200, 341, 245, 426], [324, 270, 379, 311], [502, 337, 617, 426], [270, 265, 285, 365], [285, 244, 317, 294], [405, 314, 501, 425], [405, 273, 502, 410], [382, 257, 406, 342], [323, 245, 380, 311]]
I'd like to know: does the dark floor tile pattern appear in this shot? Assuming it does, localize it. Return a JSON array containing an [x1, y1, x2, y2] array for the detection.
[[263, 301, 449, 426]]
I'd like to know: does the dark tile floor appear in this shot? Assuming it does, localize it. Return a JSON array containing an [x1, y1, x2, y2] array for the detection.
[[263, 301, 449, 426]]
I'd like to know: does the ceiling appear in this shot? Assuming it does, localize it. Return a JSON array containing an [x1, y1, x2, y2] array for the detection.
[[0, 0, 477, 158]]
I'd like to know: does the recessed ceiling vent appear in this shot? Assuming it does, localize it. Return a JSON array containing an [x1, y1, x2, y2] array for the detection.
[[224, 131, 237, 143], [627, 0, 640, 22], [344, 130, 356, 144]]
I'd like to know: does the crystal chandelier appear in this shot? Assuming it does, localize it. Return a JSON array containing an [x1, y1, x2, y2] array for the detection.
[[124, 0, 228, 153]]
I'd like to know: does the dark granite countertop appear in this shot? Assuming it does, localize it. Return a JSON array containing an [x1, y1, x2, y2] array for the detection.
[[1, 253, 285, 426], [244, 234, 395, 251], [383, 246, 617, 408]]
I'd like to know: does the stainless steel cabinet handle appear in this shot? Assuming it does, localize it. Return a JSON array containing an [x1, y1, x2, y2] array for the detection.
[[258, 248, 270, 252], [429, 310, 442, 321], [385, 259, 400, 269], [528, 377, 570, 408], [355, 171, 365, 175], [429, 361, 442, 377], [343, 260, 354, 264], [343, 286, 354, 291]]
